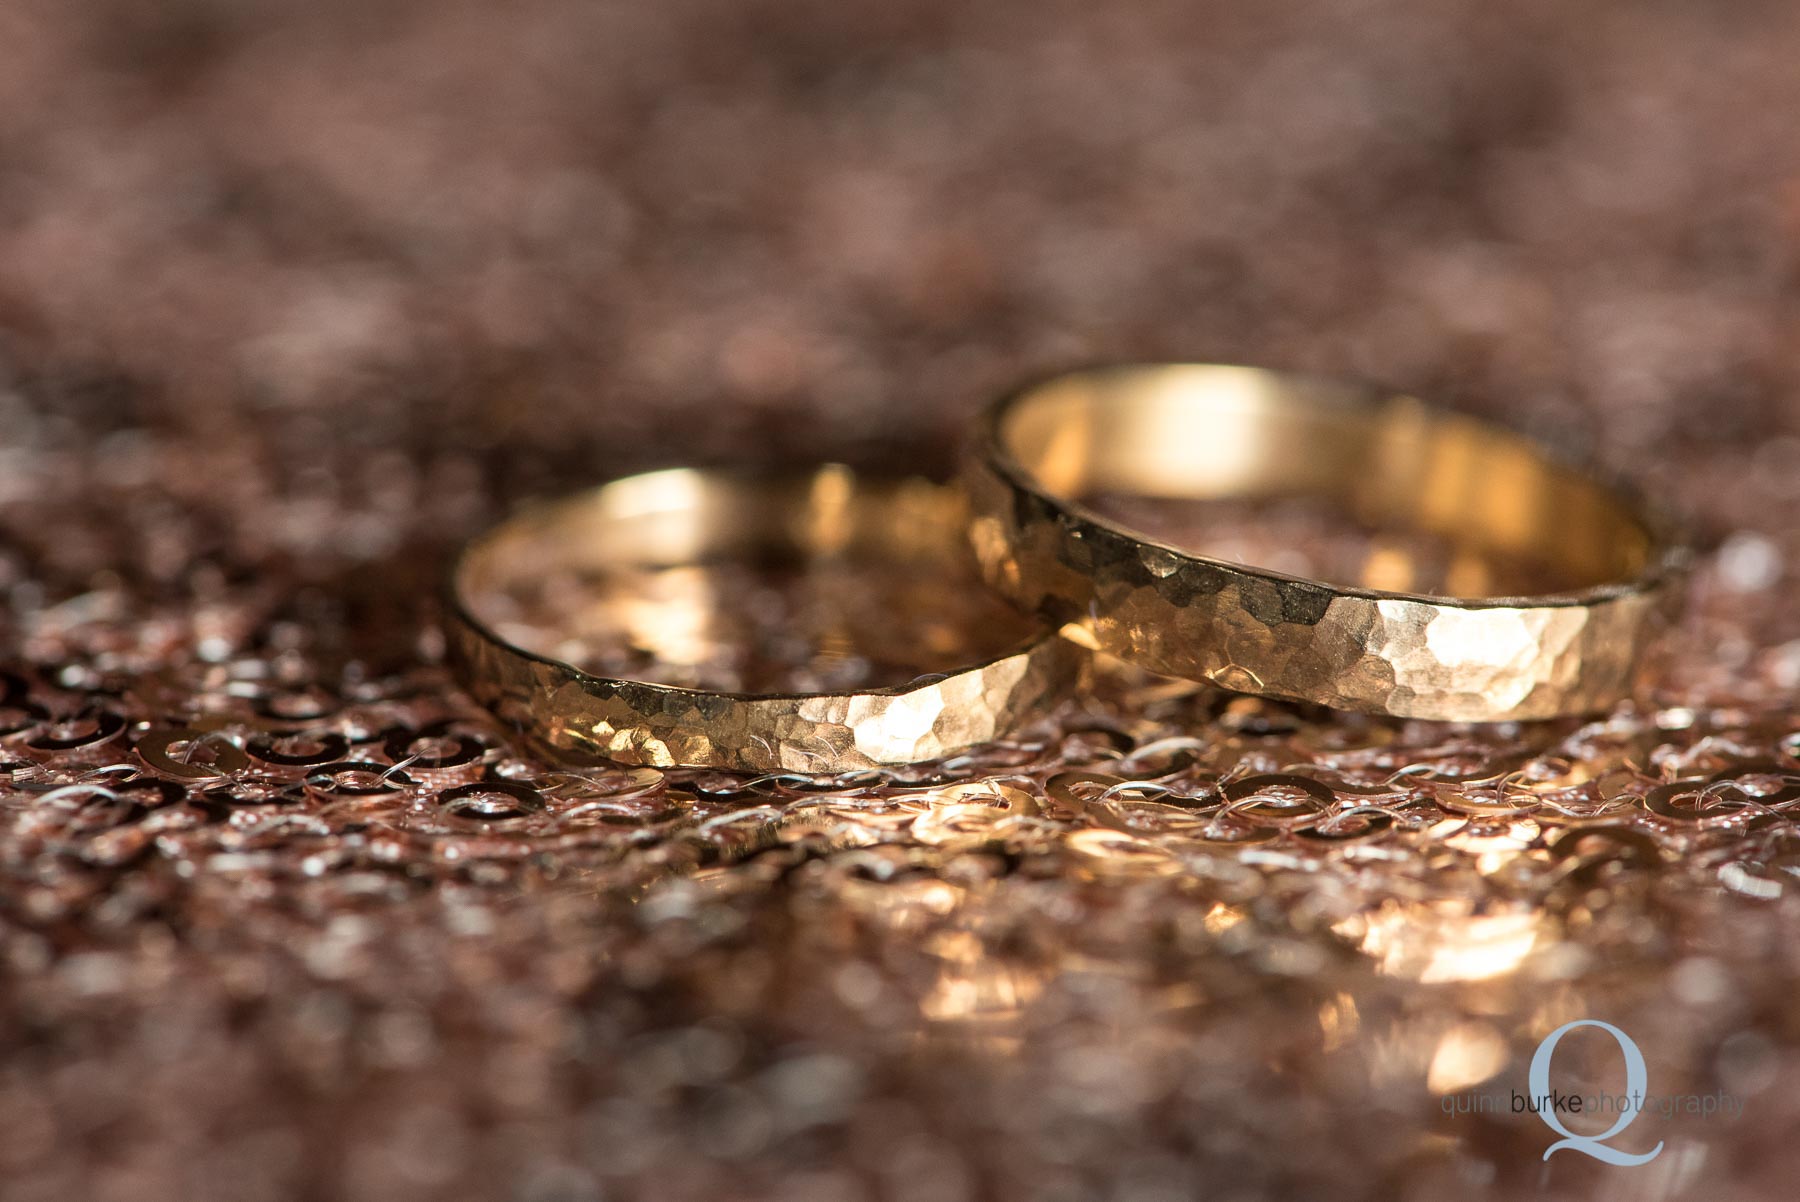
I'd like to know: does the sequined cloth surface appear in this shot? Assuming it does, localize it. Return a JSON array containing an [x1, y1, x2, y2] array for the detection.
[[3, 2, 1800, 1200]]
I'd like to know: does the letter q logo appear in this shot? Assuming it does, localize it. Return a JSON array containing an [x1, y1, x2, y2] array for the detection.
[[1529, 1020, 1664, 1166]]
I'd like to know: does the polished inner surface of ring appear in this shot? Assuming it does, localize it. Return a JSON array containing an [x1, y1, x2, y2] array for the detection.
[[1002, 368, 1652, 597], [460, 469, 1038, 694]]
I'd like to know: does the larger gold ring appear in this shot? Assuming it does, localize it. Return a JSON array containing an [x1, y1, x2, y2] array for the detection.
[[965, 364, 1688, 722], [447, 466, 1081, 772]]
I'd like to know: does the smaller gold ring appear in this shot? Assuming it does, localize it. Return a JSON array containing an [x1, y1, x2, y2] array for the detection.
[[965, 364, 1689, 722], [446, 466, 1081, 773]]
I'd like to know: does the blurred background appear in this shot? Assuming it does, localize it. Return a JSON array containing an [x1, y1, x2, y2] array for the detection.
[[3, 2, 1800, 1200], [4, 0, 1799, 541]]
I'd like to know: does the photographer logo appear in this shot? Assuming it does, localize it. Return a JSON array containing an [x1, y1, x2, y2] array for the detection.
[[1524, 1020, 1662, 1166], [1440, 1018, 1743, 1165]]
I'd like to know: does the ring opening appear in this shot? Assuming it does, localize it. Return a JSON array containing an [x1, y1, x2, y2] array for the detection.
[[998, 365, 1654, 598], [457, 466, 1041, 693]]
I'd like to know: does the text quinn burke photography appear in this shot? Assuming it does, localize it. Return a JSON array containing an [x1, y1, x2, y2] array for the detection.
[[1439, 1020, 1746, 1167]]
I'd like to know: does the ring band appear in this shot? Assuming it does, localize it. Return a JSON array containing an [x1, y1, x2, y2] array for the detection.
[[446, 466, 1081, 772], [964, 364, 1688, 722]]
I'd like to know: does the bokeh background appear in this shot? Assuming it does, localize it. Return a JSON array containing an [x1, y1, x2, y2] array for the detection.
[[6, 0, 1800, 525], [3, 1, 1800, 1200]]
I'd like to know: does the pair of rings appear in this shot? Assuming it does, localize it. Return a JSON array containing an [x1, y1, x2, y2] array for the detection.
[[446, 364, 1688, 774]]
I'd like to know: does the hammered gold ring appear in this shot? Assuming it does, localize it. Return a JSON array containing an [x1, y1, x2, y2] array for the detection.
[[447, 465, 1081, 773], [964, 364, 1688, 722]]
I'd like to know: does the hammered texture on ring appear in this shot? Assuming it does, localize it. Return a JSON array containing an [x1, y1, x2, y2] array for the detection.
[[964, 364, 1689, 722]]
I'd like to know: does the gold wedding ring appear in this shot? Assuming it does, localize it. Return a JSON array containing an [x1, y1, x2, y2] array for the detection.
[[447, 466, 1080, 772], [965, 364, 1688, 722]]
